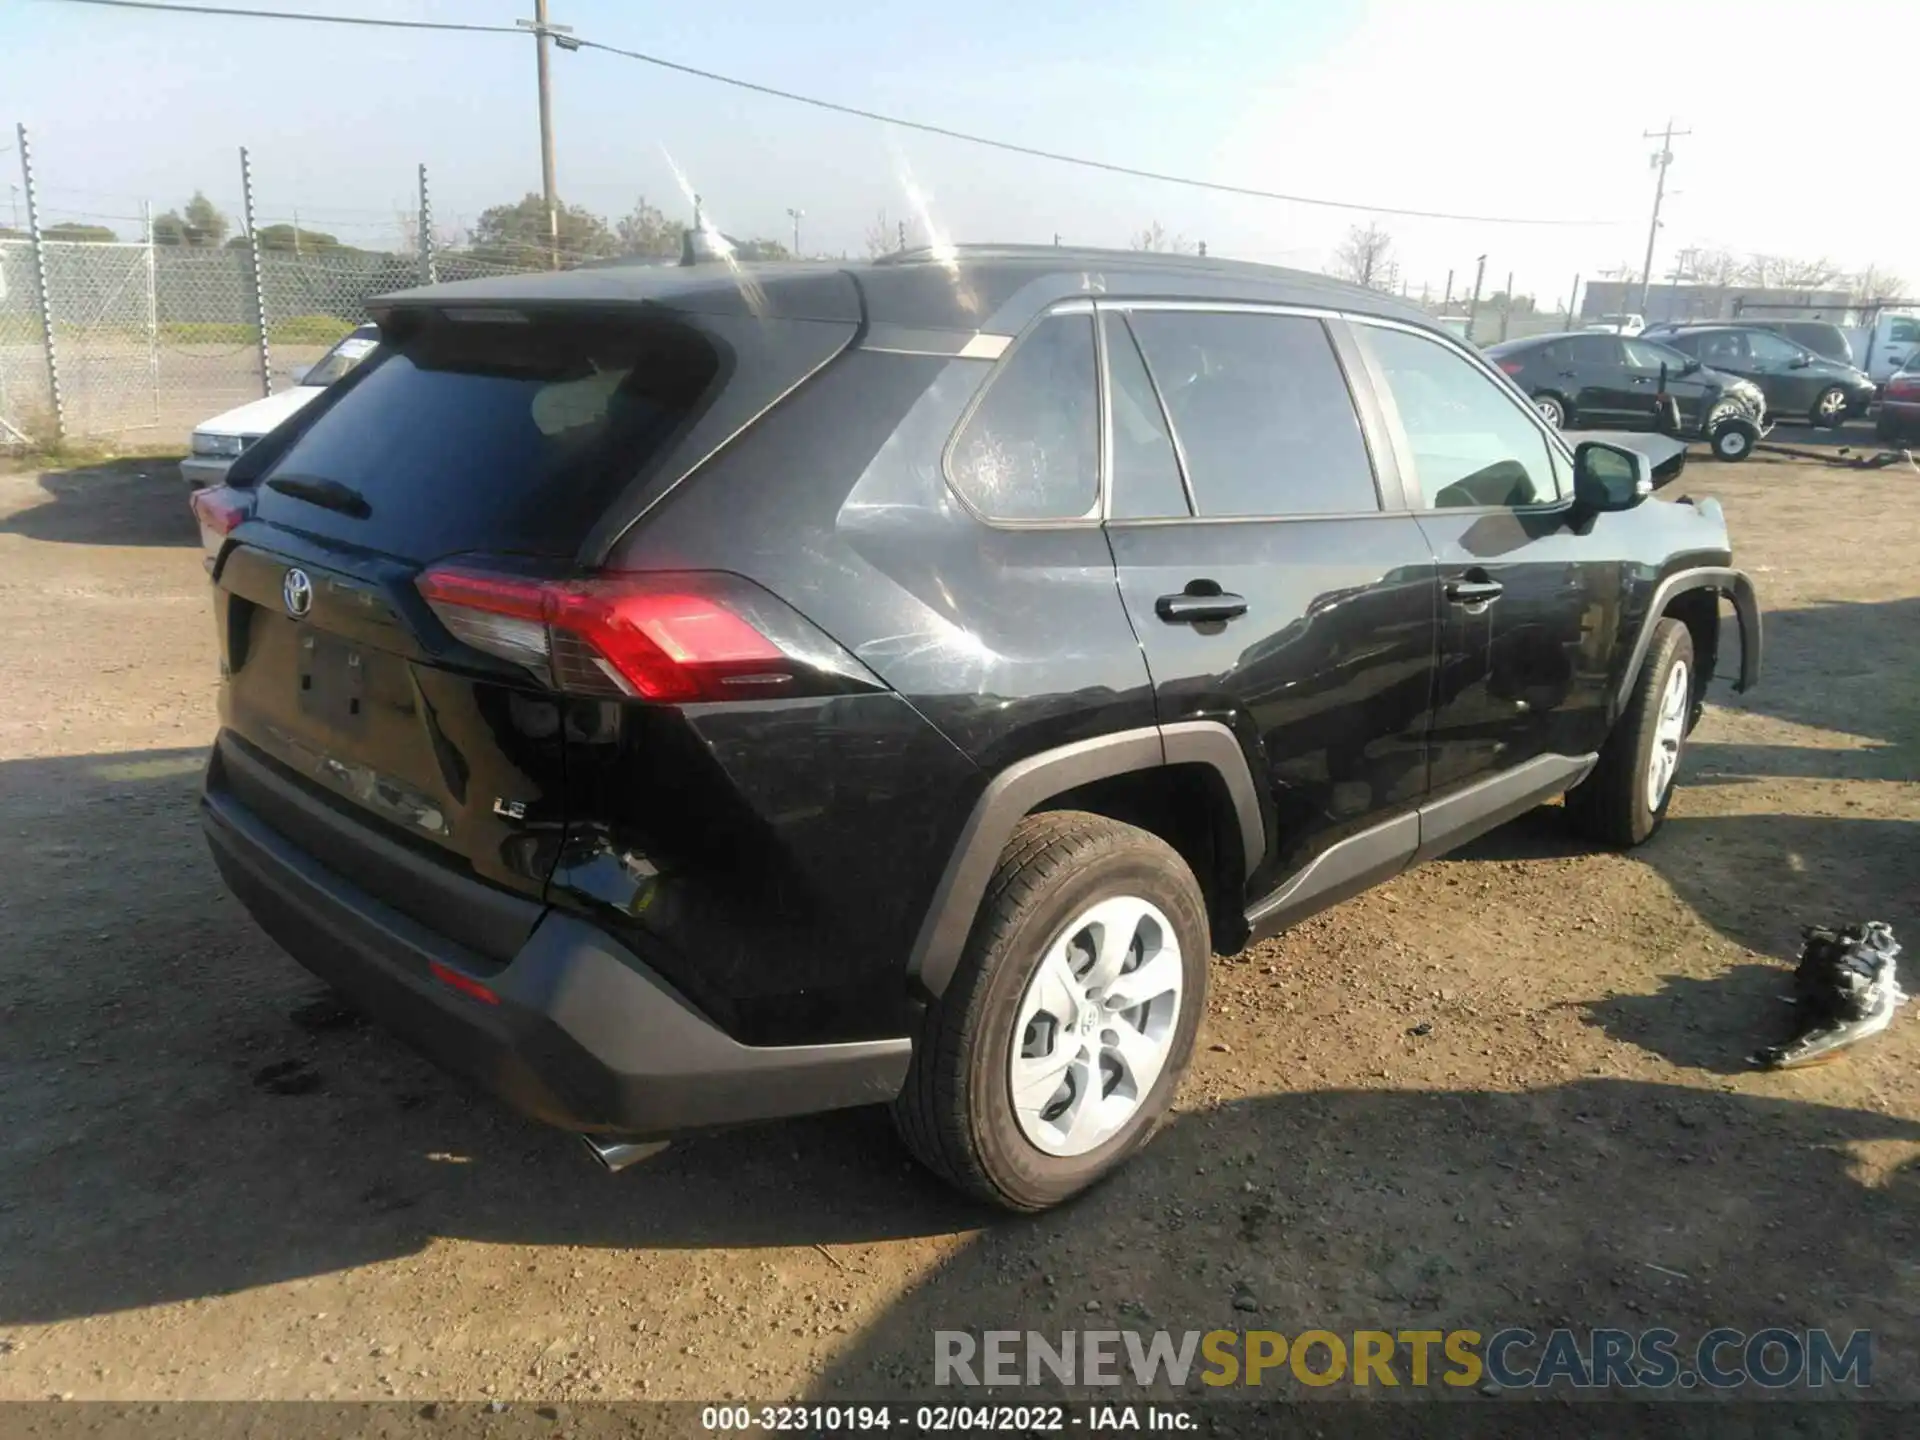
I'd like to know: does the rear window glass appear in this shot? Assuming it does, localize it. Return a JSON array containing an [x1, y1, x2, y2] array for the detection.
[[253, 313, 719, 560], [946, 314, 1099, 520], [1127, 310, 1378, 517]]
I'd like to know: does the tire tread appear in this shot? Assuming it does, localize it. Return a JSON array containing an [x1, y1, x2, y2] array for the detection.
[[892, 811, 1197, 1210]]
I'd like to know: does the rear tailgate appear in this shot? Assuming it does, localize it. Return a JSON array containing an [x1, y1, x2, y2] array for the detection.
[[208, 293, 859, 960], [211, 535, 568, 962]]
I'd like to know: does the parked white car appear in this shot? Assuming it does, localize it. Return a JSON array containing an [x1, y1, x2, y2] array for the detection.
[[1585, 313, 1647, 336], [182, 324, 378, 487]]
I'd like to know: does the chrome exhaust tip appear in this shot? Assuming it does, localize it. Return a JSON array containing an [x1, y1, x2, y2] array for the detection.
[[580, 1134, 670, 1174]]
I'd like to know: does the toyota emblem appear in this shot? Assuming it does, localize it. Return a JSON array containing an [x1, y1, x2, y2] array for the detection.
[[282, 567, 313, 619]]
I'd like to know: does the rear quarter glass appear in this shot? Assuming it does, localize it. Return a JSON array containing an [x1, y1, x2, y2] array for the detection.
[[250, 312, 722, 563]]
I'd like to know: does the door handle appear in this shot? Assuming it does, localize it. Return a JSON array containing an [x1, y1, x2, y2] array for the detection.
[[1631, 375, 1652, 385], [1445, 574, 1504, 606], [1156, 589, 1248, 624], [1556, 369, 1578, 379]]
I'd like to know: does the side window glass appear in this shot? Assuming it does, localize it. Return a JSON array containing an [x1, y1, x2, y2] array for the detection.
[[1569, 335, 1622, 366], [1700, 332, 1747, 366], [1361, 324, 1559, 510], [1745, 331, 1801, 364], [1623, 338, 1685, 371], [1888, 317, 1920, 345], [947, 314, 1098, 520], [1102, 313, 1189, 519], [1127, 311, 1379, 517]]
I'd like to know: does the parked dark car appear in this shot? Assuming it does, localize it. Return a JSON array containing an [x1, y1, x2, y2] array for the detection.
[[1646, 317, 1853, 366], [1877, 351, 1920, 444], [1654, 325, 1875, 427], [191, 248, 1760, 1211], [1484, 330, 1766, 454]]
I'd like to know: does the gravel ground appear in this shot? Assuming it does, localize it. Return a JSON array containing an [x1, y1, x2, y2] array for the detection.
[[0, 437, 1915, 1404]]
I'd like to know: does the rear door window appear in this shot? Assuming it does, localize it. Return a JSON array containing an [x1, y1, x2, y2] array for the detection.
[[253, 312, 721, 561], [1126, 310, 1379, 517], [1359, 323, 1561, 509], [1102, 312, 1189, 520], [947, 314, 1099, 521]]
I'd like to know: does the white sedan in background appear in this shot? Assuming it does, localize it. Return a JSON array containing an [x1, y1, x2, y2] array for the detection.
[[182, 323, 378, 487]]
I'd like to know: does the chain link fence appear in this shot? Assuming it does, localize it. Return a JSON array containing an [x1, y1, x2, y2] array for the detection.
[[0, 236, 548, 450]]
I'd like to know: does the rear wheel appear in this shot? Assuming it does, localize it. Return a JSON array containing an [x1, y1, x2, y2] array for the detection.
[[1812, 386, 1849, 428], [891, 811, 1208, 1212], [1711, 421, 1755, 461], [1533, 393, 1568, 428], [1567, 618, 1695, 848]]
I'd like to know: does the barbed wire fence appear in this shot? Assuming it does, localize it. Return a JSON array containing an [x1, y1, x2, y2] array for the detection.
[[2, 130, 556, 450]]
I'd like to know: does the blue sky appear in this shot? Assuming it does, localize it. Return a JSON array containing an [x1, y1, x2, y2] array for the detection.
[[6, 0, 1916, 301]]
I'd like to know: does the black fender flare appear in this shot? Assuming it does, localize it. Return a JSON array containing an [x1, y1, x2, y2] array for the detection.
[[1611, 565, 1762, 725], [905, 721, 1263, 1000]]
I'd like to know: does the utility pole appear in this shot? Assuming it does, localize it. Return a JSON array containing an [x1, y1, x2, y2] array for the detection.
[[897, 219, 907, 253], [1465, 254, 1486, 344], [1499, 269, 1514, 342], [418, 163, 438, 286], [786, 207, 804, 257], [239, 146, 272, 398], [1638, 119, 1689, 316], [1566, 272, 1581, 327], [18, 124, 65, 442], [1442, 269, 1454, 311], [518, 1, 577, 269]]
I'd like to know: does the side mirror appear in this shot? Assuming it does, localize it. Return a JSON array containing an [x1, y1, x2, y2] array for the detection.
[[1679, 358, 1702, 376], [1789, 353, 1812, 369], [1573, 441, 1652, 514]]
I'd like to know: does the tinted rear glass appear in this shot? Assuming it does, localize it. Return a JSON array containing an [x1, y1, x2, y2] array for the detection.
[[252, 312, 720, 561], [1128, 310, 1378, 517]]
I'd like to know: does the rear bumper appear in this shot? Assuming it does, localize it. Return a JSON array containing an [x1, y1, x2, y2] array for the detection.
[[201, 772, 911, 1140]]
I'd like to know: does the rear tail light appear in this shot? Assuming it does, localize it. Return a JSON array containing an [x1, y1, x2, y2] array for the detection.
[[1887, 374, 1920, 400], [188, 485, 250, 569], [1497, 361, 1524, 376], [415, 566, 881, 702]]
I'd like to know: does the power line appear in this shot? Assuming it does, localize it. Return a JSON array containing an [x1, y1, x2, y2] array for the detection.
[[572, 36, 1609, 227], [47, 0, 521, 35], [47, 0, 1614, 227]]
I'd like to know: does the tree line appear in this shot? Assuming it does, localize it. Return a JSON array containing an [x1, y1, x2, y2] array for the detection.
[[1, 190, 796, 266]]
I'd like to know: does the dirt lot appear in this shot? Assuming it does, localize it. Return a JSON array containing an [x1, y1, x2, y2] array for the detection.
[[0, 436, 1915, 1404]]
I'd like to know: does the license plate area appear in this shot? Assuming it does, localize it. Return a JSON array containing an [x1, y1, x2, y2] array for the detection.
[[296, 631, 367, 733]]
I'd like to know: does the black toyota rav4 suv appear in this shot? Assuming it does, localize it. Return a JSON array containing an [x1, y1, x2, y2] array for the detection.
[[195, 247, 1760, 1211]]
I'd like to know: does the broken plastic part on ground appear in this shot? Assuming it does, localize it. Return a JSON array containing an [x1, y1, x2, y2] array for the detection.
[[1751, 921, 1907, 1070]]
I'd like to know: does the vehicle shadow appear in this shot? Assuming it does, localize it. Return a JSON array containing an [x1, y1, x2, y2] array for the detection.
[[0, 456, 196, 547], [5, 746, 1919, 1347], [802, 1078, 1920, 1400], [1707, 593, 1920, 749]]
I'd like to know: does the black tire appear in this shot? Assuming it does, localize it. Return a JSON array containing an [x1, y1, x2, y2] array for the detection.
[[1567, 618, 1695, 848], [1710, 420, 1755, 461], [1532, 392, 1569, 429], [891, 811, 1209, 1212], [1812, 386, 1849, 429]]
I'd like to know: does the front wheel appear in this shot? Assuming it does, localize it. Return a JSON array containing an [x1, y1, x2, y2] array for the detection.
[[1567, 618, 1695, 848], [891, 811, 1209, 1212], [1533, 393, 1568, 428], [1812, 386, 1849, 429]]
